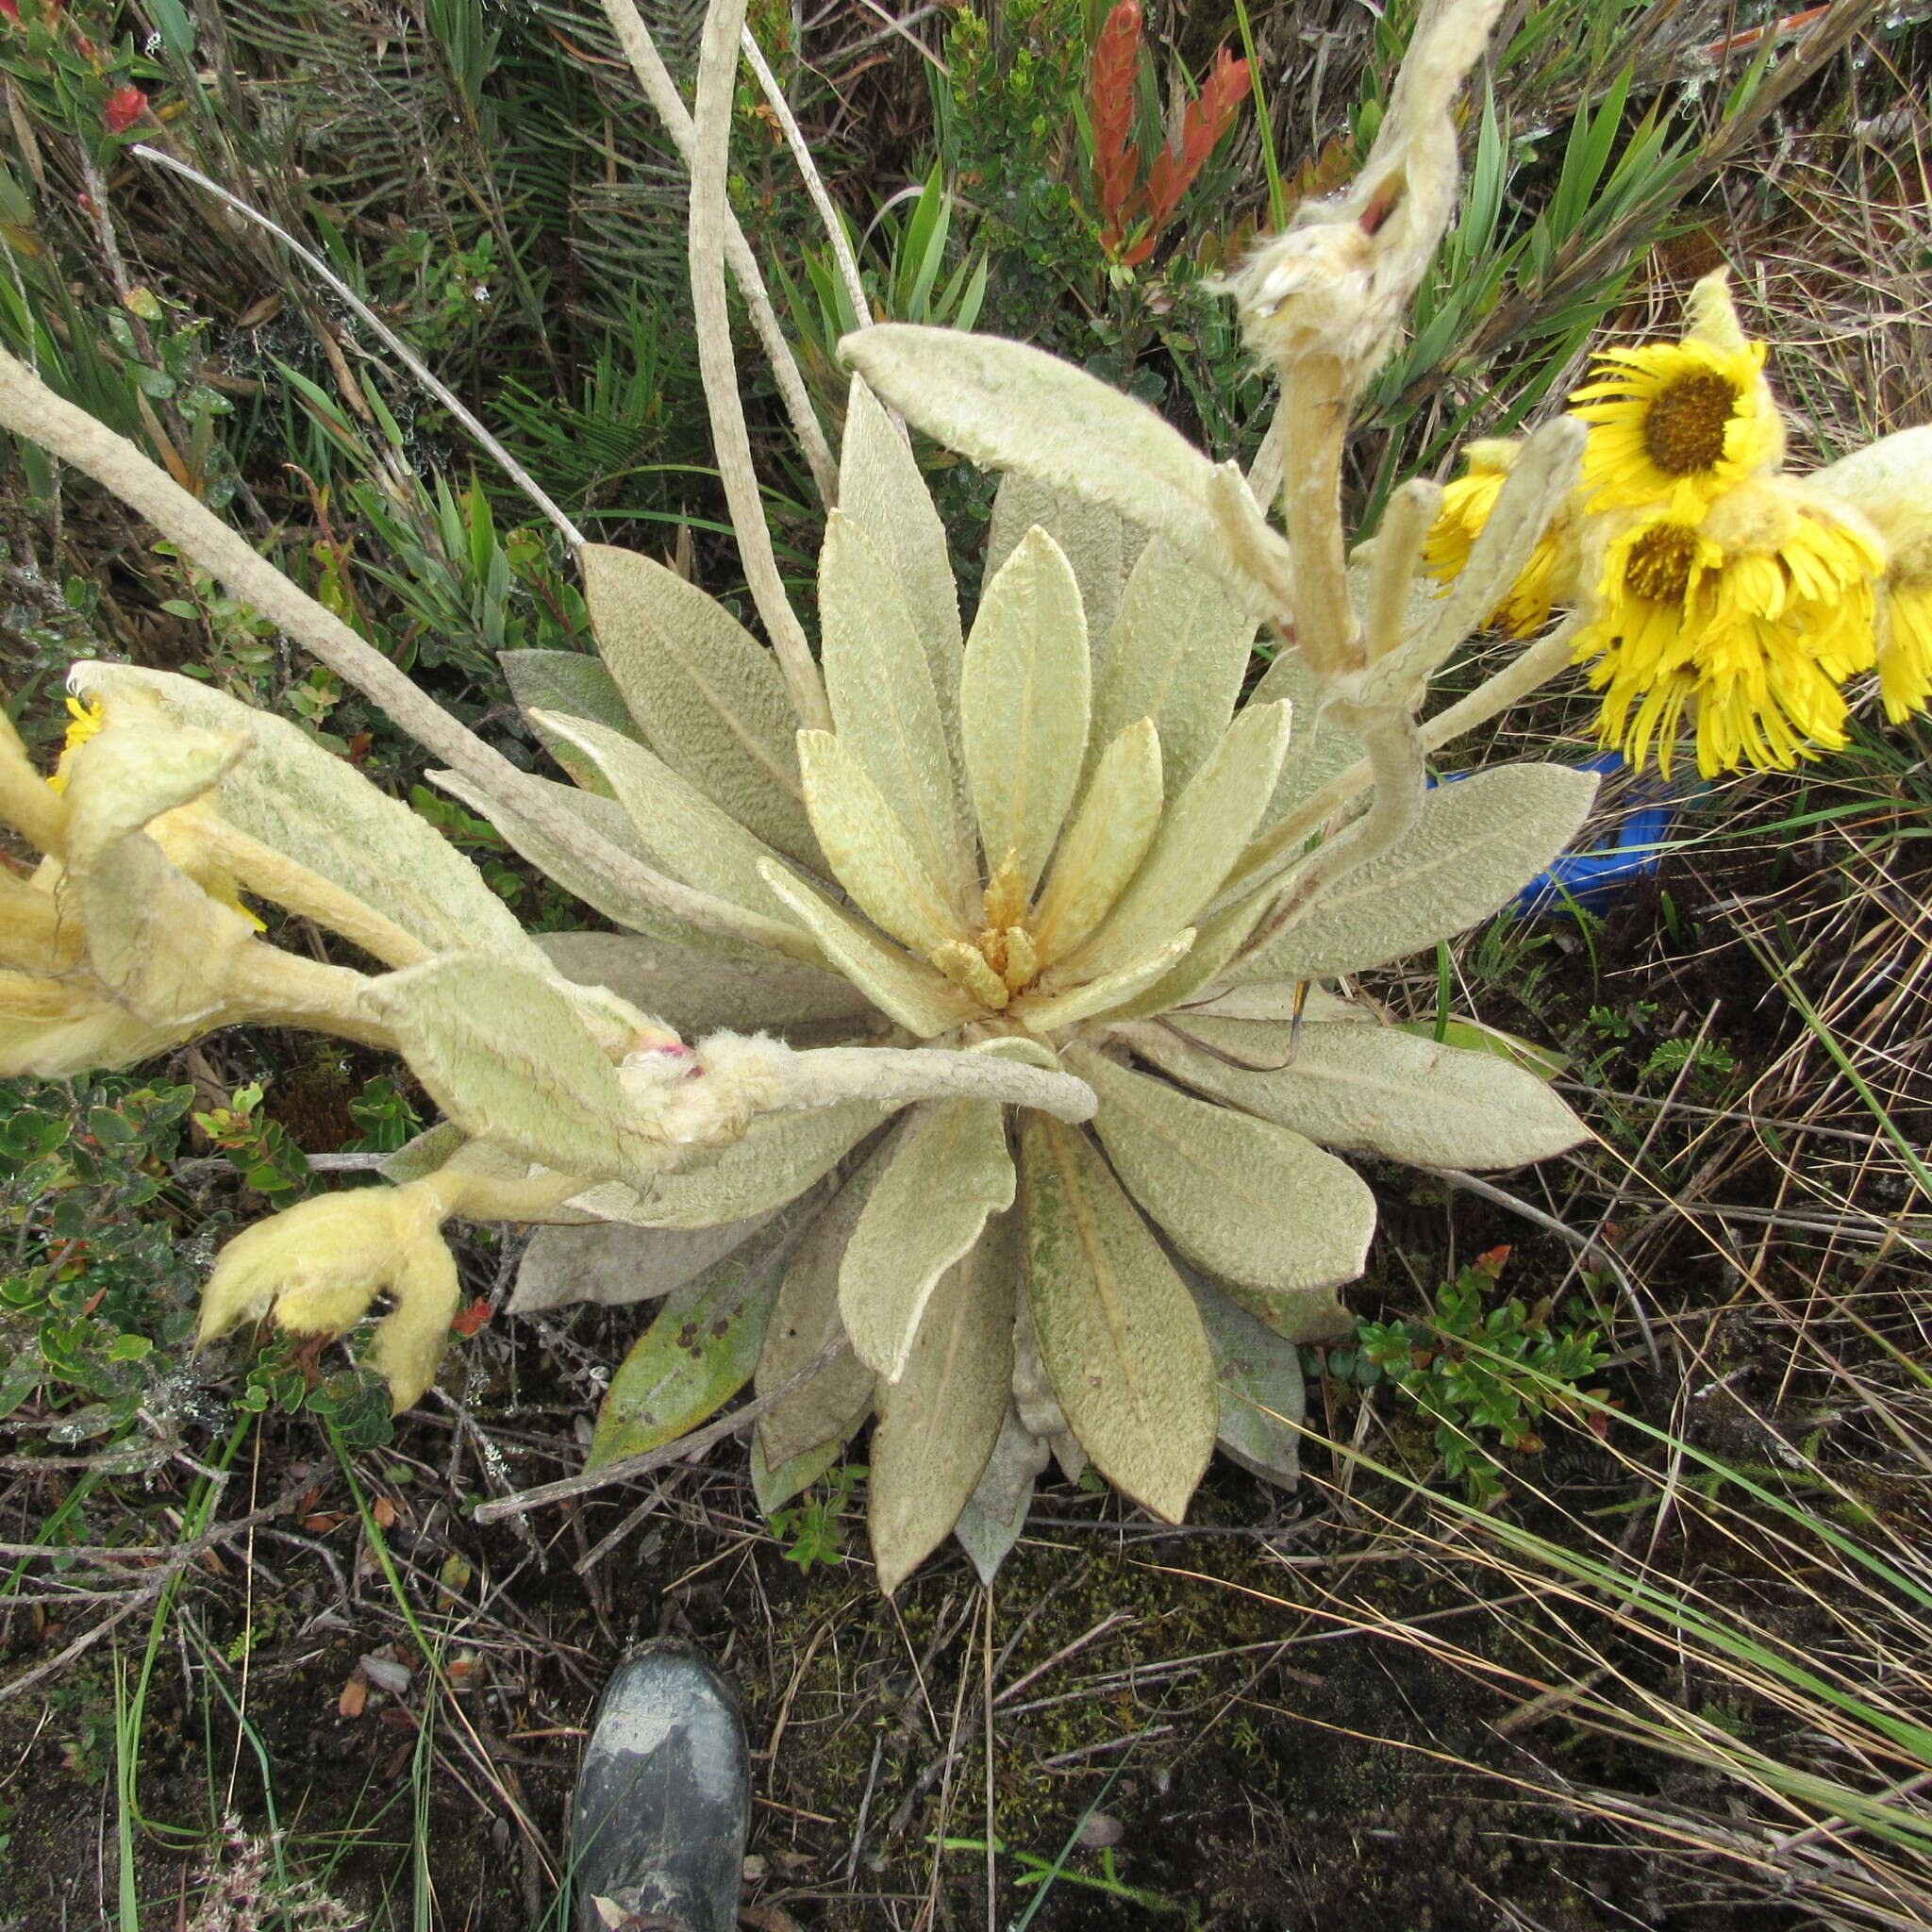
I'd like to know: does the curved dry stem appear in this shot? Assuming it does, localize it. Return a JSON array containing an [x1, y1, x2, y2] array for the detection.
[[593, 0, 838, 506], [1219, 618, 1584, 908], [1279, 355, 1362, 678], [130, 145, 587, 551], [688, 0, 834, 732], [741, 27, 871, 330], [0, 350, 820, 963], [1237, 708, 1425, 962]]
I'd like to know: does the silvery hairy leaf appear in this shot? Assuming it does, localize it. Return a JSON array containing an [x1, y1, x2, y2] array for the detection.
[[1187, 1274, 1309, 1490], [1019, 1114, 1217, 1524], [838, 378, 964, 746], [364, 956, 657, 1185], [532, 710, 806, 934], [818, 511, 974, 908], [582, 1101, 888, 1230], [578, 542, 820, 865], [587, 1200, 819, 1467], [1245, 647, 1363, 841], [870, 1212, 1017, 1592], [1071, 1045, 1373, 1302], [508, 1212, 778, 1314], [961, 525, 1091, 897], [538, 930, 872, 1039], [953, 1404, 1051, 1587], [986, 470, 1130, 659], [1060, 701, 1290, 984], [1101, 892, 1270, 1024], [1230, 763, 1599, 983], [1129, 1015, 1591, 1169], [58, 709, 252, 1025], [795, 729, 963, 959], [757, 859, 979, 1040], [1026, 719, 1164, 969], [500, 648, 643, 796], [840, 1100, 1015, 1381], [842, 327, 1290, 617], [1013, 929, 1195, 1037], [78, 665, 548, 971], [752, 1431, 856, 1518], [757, 1145, 887, 1468], [431, 766, 774, 960], [1088, 538, 1256, 802]]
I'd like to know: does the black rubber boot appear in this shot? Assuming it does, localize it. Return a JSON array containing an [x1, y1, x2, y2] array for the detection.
[[569, 1640, 751, 1932]]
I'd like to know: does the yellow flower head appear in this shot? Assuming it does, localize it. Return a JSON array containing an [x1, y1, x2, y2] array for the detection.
[[1574, 481, 1885, 778], [1571, 274, 1781, 520], [1422, 440, 1571, 637], [45, 696, 105, 795], [1807, 423, 1932, 725]]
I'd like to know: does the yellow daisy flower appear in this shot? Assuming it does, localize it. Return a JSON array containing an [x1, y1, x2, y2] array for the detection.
[[1423, 440, 1571, 637], [1571, 332, 1779, 521], [1574, 482, 1884, 778]]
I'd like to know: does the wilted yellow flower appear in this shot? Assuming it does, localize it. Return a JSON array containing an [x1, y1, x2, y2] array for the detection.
[[197, 1181, 462, 1410], [1574, 482, 1883, 777], [1424, 440, 1573, 636]]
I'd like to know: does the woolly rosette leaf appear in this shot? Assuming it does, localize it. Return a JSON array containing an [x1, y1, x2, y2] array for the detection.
[[431, 374, 1596, 1590]]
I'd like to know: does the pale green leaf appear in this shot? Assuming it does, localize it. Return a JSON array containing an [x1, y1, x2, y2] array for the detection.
[[752, 1430, 856, 1517], [1100, 891, 1270, 1023], [539, 930, 874, 1039], [796, 730, 962, 958], [1011, 929, 1194, 1037], [578, 543, 819, 864], [1070, 1045, 1374, 1295], [757, 1146, 891, 1466], [1183, 980, 1365, 1024], [600, 1100, 887, 1229], [1245, 647, 1364, 842], [1019, 1114, 1216, 1523], [871, 1213, 1017, 1592], [840, 1100, 1015, 1380], [76, 665, 547, 970], [986, 471, 1127, 657], [532, 710, 805, 928], [819, 511, 973, 908], [1396, 1017, 1568, 1080], [1187, 1274, 1310, 1488], [58, 709, 253, 1024], [1089, 539, 1254, 801], [501, 648, 642, 795], [757, 860, 979, 1040], [1027, 719, 1163, 968], [364, 956, 653, 1184], [960, 525, 1091, 895], [587, 1203, 818, 1466], [842, 326, 1282, 614], [430, 766, 775, 959], [1128, 1015, 1591, 1169], [839, 377, 963, 740], [508, 1212, 779, 1314], [953, 1405, 1050, 1586], [1061, 701, 1290, 984], [1231, 764, 1600, 983]]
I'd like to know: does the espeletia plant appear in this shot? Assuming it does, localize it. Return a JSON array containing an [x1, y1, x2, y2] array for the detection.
[[2, 0, 1924, 1589]]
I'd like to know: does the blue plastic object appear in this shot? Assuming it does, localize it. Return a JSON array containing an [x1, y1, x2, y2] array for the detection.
[[1436, 752, 1690, 918]]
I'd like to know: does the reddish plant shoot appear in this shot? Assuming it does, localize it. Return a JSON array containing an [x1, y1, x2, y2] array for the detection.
[[1088, 6, 1250, 269]]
